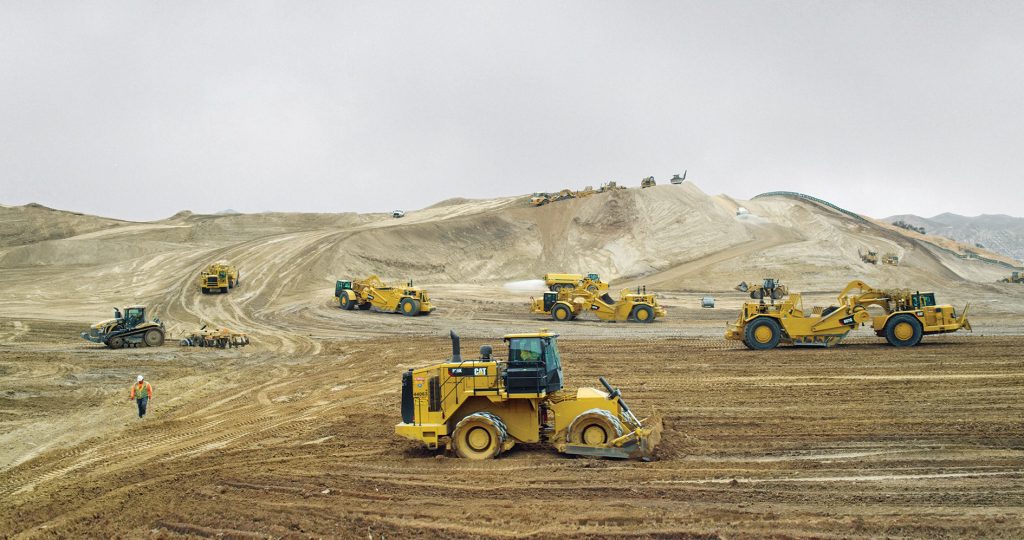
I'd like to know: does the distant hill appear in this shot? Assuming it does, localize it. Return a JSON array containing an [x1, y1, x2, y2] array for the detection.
[[0, 203, 126, 248], [885, 213, 1024, 263]]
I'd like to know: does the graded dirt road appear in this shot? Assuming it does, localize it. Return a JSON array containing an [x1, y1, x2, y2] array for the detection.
[[1, 317, 1021, 539]]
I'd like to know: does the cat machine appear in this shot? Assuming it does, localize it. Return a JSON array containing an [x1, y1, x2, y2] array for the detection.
[[725, 279, 970, 349], [395, 330, 661, 459]]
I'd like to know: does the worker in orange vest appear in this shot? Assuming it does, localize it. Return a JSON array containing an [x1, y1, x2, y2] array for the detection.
[[128, 374, 153, 418]]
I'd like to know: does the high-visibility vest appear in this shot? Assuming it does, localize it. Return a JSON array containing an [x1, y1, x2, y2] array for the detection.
[[132, 382, 151, 400]]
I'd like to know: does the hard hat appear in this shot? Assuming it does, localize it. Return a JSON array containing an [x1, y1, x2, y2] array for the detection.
[[137, 375, 144, 382]]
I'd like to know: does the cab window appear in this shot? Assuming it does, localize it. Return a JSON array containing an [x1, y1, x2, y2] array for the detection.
[[543, 338, 561, 372], [509, 338, 544, 363]]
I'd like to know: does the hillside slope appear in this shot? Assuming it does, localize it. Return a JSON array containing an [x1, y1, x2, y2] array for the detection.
[[886, 212, 1024, 263], [0, 186, 1018, 328]]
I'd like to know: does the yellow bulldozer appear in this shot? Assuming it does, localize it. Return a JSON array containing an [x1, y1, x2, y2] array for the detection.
[[598, 180, 625, 193], [80, 305, 165, 349], [335, 275, 433, 316], [199, 261, 239, 294], [179, 322, 250, 348], [529, 193, 551, 207], [532, 285, 666, 323], [725, 278, 970, 349], [544, 272, 609, 293], [882, 253, 900, 265], [640, 176, 656, 188], [395, 330, 661, 459]]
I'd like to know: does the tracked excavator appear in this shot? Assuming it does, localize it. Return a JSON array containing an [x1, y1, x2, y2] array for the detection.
[[335, 275, 433, 316], [395, 330, 661, 459], [81, 306, 165, 349], [726, 279, 970, 349], [532, 285, 666, 323]]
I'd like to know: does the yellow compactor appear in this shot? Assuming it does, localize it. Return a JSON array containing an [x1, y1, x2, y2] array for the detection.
[[335, 275, 433, 316], [395, 330, 661, 459], [726, 278, 971, 349], [532, 285, 666, 323]]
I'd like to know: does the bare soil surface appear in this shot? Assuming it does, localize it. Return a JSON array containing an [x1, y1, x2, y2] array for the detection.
[[1, 194, 1022, 538], [1, 319, 1021, 539]]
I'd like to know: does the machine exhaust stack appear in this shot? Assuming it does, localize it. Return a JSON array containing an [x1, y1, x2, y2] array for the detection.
[[450, 330, 462, 362]]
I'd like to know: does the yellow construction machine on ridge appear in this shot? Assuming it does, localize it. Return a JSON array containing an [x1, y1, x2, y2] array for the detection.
[[726, 278, 970, 349], [395, 330, 661, 460]]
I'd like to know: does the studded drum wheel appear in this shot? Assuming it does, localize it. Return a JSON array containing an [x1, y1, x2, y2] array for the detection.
[[567, 409, 625, 448], [451, 413, 507, 460]]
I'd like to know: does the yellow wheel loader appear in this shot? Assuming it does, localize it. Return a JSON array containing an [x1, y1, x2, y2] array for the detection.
[[199, 261, 240, 294], [531, 286, 666, 323], [335, 275, 433, 316], [544, 272, 609, 293], [395, 330, 661, 459], [725, 279, 971, 350], [80, 306, 165, 349]]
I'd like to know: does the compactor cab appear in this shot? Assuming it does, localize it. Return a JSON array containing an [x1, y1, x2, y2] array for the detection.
[[504, 334, 563, 395]]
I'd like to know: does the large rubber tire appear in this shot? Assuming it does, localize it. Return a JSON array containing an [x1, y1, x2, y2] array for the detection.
[[221, 287, 228, 294], [201, 288, 209, 295], [551, 303, 573, 322], [821, 305, 839, 317], [567, 409, 625, 447], [630, 304, 655, 323], [108, 336, 124, 349], [228, 278, 234, 289], [885, 314, 923, 347], [743, 317, 782, 350], [143, 329, 164, 347], [339, 292, 356, 310], [451, 412, 506, 460], [399, 298, 420, 317]]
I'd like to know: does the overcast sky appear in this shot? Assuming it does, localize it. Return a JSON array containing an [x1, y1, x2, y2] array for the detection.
[[1, 1, 1022, 221]]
